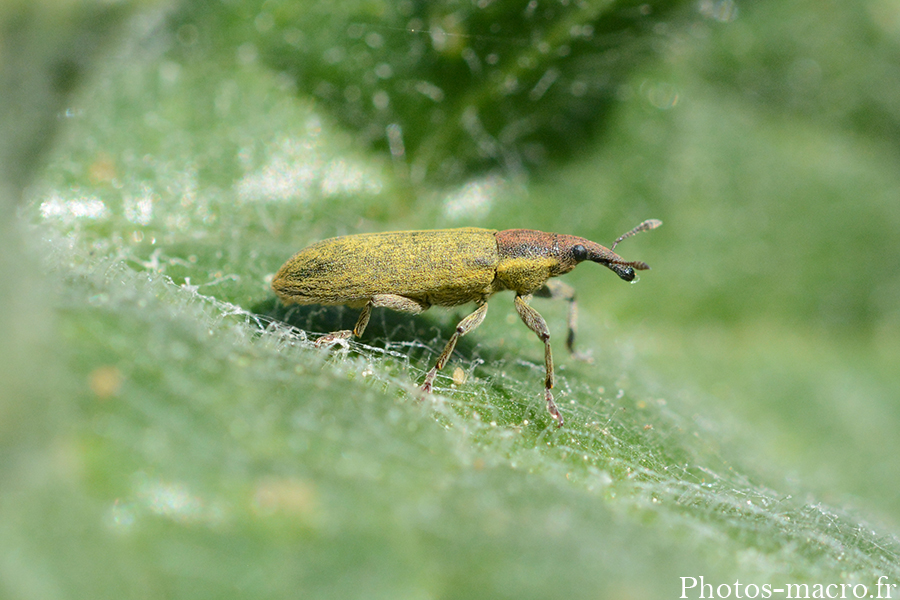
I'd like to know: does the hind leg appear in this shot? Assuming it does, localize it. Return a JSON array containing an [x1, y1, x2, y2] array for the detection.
[[315, 295, 430, 346]]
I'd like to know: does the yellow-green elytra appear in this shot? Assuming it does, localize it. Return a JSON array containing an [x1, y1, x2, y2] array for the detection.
[[272, 220, 661, 427]]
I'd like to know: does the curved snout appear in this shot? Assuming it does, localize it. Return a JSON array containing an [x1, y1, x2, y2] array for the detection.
[[587, 246, 650, 282], [609, 263, 637, 281]]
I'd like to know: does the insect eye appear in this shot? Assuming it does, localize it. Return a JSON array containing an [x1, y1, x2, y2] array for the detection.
[[572, 244, 588, 261]]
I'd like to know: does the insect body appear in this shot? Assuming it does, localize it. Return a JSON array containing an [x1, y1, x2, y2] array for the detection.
[[272, 220, 661, 427]]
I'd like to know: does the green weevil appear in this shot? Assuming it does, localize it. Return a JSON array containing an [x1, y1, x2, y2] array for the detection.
[[272, 219, 661, 427]]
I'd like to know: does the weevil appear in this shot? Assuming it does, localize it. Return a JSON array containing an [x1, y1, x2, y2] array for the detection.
[[272, 219, 661, 427]]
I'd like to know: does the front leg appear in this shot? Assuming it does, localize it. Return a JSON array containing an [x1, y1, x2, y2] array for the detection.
[[533, 279, 592, 361], [514, 294, 563, 427]]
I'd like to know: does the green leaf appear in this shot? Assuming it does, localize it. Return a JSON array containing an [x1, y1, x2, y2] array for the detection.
[[3, 0, 900, 598]]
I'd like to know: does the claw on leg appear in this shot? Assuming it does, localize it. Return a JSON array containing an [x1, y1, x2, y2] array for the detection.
[[421, 367, 437, 394], [420, 302, 489, 394], [315, 330, 353, 347], [545, 388, 564, 428]]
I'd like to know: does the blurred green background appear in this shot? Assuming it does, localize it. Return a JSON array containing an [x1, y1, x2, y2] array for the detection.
[[2, 0, 899, 598]]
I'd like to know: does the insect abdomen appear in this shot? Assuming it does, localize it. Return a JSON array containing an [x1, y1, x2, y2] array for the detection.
[[272, 228, 500, 307]]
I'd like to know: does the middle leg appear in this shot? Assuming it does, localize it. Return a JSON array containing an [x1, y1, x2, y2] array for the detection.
[[421, 302, 489, 393]]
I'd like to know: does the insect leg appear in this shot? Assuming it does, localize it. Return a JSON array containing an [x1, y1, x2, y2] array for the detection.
[[534, 279, 578, 353], [370, 294, 429, 314], [316, 295, 430, 347], [534, 279, 592, 362], [514, 294, 563, 427], [421, 302, 488, 393], [315, 302, 372, 347]]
